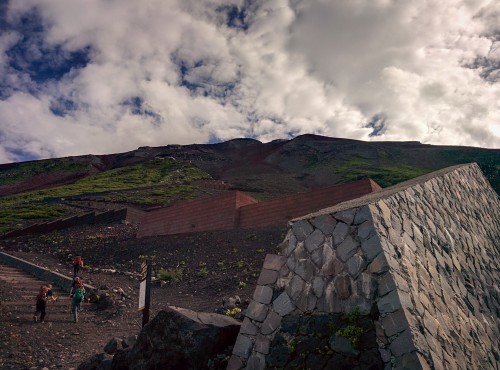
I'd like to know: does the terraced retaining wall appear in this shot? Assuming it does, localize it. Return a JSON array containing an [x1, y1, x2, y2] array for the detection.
[[0, 207, 143, 240], [229, 163, 500, 370], [238, 178, 381, 229], [137, 178, 381, 237], [137, 192, 258, 237]]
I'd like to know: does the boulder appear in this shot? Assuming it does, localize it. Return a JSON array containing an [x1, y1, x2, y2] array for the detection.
[[96, 293, 115, 310], [104, 337, 121, 355], [112, 306, 241, 370], [77, 353, 113, 370], [121, 335, 137, 349]]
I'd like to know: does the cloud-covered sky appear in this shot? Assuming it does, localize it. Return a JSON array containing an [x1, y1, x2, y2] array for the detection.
[[0, 0, 499, 163]]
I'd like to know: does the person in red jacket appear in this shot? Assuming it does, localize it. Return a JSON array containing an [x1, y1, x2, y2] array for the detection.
[[73, 255, 84, 278], [33, 284, 56, 323]]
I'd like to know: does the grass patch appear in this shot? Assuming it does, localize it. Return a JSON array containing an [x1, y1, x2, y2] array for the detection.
[[0, 204, 69, 234], [333, 156, 431, 188], [1, 159, 209, 206], [98, 185, 198, 205]]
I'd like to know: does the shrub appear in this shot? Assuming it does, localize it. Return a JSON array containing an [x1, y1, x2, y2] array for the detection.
[[225, 307, 241, 317], [335, 325, 364, 348], [235, 260, 245, 268], [335, 308, 364, 348], [157, 267, 183, 282], [198, 267, 209, 277]]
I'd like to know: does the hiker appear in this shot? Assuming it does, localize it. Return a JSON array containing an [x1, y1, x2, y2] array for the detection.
[[70, 277, 86, 323], [33, 284, 57, 323], [73, 255, 84, 278]]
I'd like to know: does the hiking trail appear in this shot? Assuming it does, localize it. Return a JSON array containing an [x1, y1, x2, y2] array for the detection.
[[0, 262, 137, 369]]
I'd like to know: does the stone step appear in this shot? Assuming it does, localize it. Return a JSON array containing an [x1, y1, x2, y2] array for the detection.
[[0, 263, 90, 309]]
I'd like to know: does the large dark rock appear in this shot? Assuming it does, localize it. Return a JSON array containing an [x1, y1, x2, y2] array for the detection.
[[112, 306, 241, 370], [77, 352, 113, 370]]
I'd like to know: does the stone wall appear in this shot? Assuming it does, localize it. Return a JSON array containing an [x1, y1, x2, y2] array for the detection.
[[229, 163, 500, 370]]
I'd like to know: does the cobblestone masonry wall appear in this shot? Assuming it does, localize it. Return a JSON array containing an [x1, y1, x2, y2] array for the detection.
[[228, 163, 500, 370]]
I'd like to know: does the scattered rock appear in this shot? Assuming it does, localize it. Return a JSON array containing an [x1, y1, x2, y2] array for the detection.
[[222, 295, 241, 309], [96, 293, 115, 310]]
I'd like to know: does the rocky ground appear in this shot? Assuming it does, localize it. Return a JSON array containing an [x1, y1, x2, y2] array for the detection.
[[0, 222, 287, 369]]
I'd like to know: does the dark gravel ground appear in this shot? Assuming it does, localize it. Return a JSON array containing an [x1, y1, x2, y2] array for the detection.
[[0, 222, 288, 368]]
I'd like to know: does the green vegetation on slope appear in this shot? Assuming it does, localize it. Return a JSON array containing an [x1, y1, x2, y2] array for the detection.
[[341, 163, 431, 188], [0, 204, 68, 232], [0, 159, 210, 233], [326, 155, 431, 188], [96, 185, 210, 205], [435, 148, 500, 193], [0, 159, 88, 186], [2, 159, 208, 203]]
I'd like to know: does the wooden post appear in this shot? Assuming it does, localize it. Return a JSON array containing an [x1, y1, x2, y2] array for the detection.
[[139, 260, 152, 327]]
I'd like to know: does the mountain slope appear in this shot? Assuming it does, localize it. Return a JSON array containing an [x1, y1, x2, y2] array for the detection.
[[0, 134, 498, 234]]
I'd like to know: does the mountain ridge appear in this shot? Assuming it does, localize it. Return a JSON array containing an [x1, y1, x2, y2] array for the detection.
[[0, 134, 498, 234]]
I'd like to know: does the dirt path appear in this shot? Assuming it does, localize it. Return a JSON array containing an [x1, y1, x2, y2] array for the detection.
[[0, 224, 288, 368], [0, 263, 139, 369]]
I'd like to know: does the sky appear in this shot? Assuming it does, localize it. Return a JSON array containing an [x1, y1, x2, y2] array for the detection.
[[0, 0, 499, 164]]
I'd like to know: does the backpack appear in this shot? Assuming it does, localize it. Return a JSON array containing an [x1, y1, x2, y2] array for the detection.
[[37, 286, 49, 300], [73, 287, 84, 302], [73, 256, 83, 266]]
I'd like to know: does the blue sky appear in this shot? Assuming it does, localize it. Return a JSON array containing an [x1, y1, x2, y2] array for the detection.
[[0, 0, 499, 163]]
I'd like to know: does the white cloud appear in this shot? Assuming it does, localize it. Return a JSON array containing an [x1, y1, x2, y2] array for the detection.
[[287, 0, 500, 146], [0, 0, 498, 163]]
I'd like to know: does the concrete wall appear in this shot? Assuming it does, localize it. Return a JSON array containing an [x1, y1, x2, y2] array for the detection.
[[138, 178, 381, 238], [125, 207, 145, 224], [229, 163, 500, 370], [239, 178, 381, 228], [137, 192, 258, 237]]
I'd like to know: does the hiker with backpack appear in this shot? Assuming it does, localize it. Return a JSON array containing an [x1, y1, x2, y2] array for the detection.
[[73, 255, 84, 278], [33, 284, 57, 323], [70, 277, 86, 323]]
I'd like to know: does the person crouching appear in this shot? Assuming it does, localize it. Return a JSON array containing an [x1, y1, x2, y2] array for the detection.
[[33, 284, 55, 323]]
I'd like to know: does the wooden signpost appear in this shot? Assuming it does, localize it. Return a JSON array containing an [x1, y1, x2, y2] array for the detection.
[[138, 260, 151, 327]]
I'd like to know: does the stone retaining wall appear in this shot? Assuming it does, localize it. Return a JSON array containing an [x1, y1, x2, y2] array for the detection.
[[229, 163, 499, 370]]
